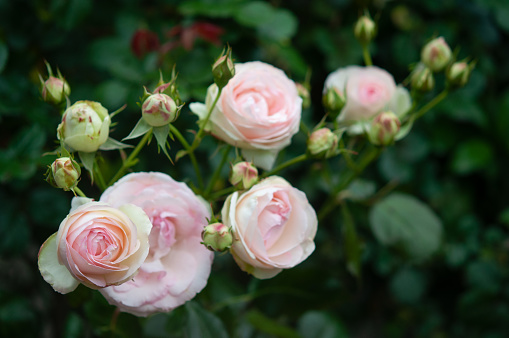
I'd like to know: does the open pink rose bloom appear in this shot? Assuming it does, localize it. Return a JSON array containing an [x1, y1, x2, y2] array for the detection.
[[190, 61, 302, 170], [98, 172, 213, 317], [222, 176, 318, 279]]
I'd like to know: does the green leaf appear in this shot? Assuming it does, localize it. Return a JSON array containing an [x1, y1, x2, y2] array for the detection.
[[78, 151, 96, 182], [234, 1, 275, 27], [342, 179, 376, 201], [178, 0, 243, 18], [389, 267, 427, 304], [184, 302, 228, 338], [451, 139, 493, 175], [369, 193, 443, 261], [152, 124, 172, 161], [123, 118, 152, 141], [98, 137, 134, 150], [257, 9, 298, 41], [246, 309, 300, 338], [341, 203, 363, 279], [297, 311, 349, 338]]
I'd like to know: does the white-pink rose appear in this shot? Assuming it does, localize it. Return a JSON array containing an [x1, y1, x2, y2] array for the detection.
[[190, 61, 302, 170], [222, 176, 317, 279], [38, 198, 152, 294], [98, 172, 213, 317], [324, 66, 411, 132]]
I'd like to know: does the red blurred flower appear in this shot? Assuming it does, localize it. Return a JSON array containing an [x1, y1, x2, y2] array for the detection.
[[131, 29, 160, 59]]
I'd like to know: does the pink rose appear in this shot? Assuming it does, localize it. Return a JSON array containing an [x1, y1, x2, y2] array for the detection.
[[324, 66, 411, 131], [222, 176, 317, 279], [38, 198, 152, 294], [98, 172, 213, 317], [190, 61, 302, 170]]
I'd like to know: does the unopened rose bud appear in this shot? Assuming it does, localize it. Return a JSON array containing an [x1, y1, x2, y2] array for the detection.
[[447, 61, 474, 88], [354, 15, 377, 45], [58, 101, 111, 152], [201, 222, 233, 252], [230, 162, 258, 190], [41, 76, 70, 105], [322, 87, 345, 118], [421, 37, 452, 72], [307, 128, 339, 158], [296, 83, 311, 109], [411, 64, 435, 92], [141, 93, 178, 127], [212, 47, 235, 89], [368, 111, 401, 146], [46, 157, 81, 191]]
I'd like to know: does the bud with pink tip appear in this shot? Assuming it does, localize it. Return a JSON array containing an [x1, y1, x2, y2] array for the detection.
[[141, 93, 178, 127], [230, 162, 258, 190], [307, 128, 339, 158], [322, 87, 345, 118], [201, 222, 233, 252], [46, 157, 81, 191], [296, 83, 311, 109], [41, 76, 70, 105], [411, 64, 435, 92], [212, 46, 235, 89], [368, 111, 401, 146], [421, 37, 452, 72], [447, 60, 475, 88]]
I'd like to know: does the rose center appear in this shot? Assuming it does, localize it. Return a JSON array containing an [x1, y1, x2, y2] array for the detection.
[[148, 214, 177, 260], [258, 191, 291, 249]]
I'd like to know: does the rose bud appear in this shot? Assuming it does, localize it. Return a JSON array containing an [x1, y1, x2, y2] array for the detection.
[[46, 157, 81, 191], [212, 47, 235, 89], [421, 37, 452, 72], [322, 86, 345, 118], [354, 15, 377, 45], [57, 101, 111, 153], [447, 61, 475, 88], [141, 93, 178, 127], [296, 83, 311, 109], [411, 64, 435, 92], [40, 76, 70, 106], [307, 128, 339, 158], [368, 111, 401, 146], [201, 222, 233, 252], [230, 161, 258, 190]]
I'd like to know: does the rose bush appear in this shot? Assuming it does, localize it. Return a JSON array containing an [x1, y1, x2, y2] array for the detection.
[[222, 176, 317, 279], [98, 172, 213, 317], [323, 66, 411, 133], [190, 61, 302, 170], [38, 198, 152, 294]]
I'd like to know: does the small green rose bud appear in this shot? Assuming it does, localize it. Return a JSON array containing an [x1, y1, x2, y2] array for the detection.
[[307, 128, 339, 158], [58, 100, 111, 152], [201, 223, 233, 252], [446, 61, 474, 88], [46, 157, 81, 191], [368, 111, 401, 146], [421, 37, 452, 72], [354, 15, 377, 45], [41, 76, 70, 105], [322, 87, 345, 118], [230, 162, 258, 190], [411, 64, 435, 92], [212, 47, 235, 89], [296, 83, 311, 109], [142, 93, 178, 127]]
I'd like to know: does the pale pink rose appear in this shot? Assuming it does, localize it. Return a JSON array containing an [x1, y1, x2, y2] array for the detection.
[[222, 176, 317, 279], [98, 172, 213, 317], [324, 66, 411, 129], [38, 199, 152, 294], [190, 61, 302, 170]]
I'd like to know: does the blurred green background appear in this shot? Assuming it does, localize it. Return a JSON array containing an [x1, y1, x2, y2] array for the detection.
[[2, 0, 509, 337]]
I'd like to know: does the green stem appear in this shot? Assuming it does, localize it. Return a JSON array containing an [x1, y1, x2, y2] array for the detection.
[[191, 87, 223, 151], [413, 89, 448, 120], [108, 130, 152, 186], [362, 44, 373, 66], [261, 154, 309, 179], [318, 146, 381, 221], [210, 186, 237, 200], [204, 145, 232, 198], [93, 161, 107, 191], [73, 186, 87, 198], [169, 124, 204, 189]]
